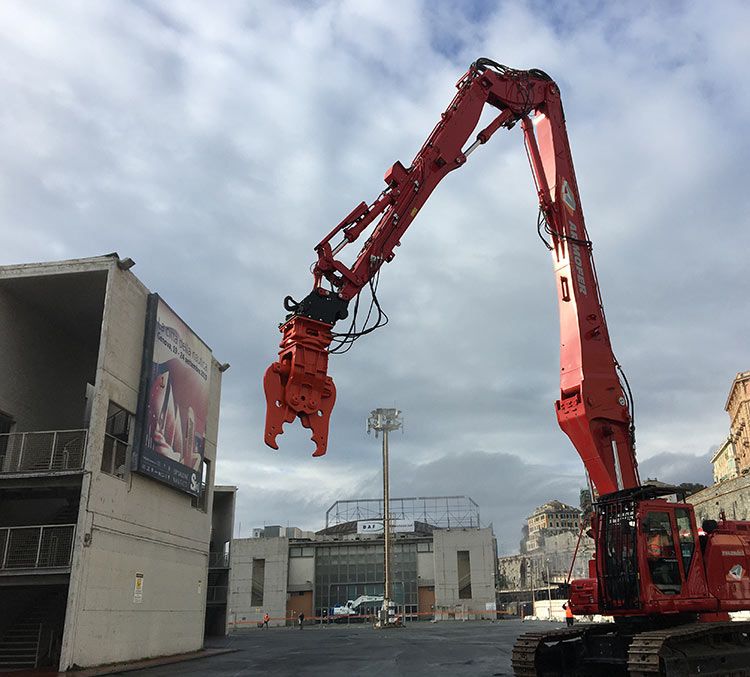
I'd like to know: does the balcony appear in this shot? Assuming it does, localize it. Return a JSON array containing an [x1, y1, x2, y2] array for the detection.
[[0, 430, 87, 476], [208, 552, 230, 569], [0, 524, 75, 572]]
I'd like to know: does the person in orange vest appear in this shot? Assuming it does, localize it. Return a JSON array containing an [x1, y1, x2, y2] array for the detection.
[[263, 612, 270, 629], [647, 533, 661, 558], [563, 602, 574, 627]]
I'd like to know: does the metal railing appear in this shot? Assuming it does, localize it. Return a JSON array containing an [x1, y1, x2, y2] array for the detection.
[[0, 524, 75, 570], [206, 586, 228, 603], [0, 430, 87, 474], [208, 551, 230, 568]]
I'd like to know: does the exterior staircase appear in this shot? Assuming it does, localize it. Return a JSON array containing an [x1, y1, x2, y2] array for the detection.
[[0, 589, 67, 671], [0, 616, 43, 670]]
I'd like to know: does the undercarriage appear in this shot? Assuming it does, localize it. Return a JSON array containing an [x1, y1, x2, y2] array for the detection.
[[511, 620, 750, 676]]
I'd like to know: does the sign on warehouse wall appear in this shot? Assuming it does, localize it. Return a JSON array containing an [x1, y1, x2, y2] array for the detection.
[[132, 294, 212, 495], [357, 519, 415, 534]]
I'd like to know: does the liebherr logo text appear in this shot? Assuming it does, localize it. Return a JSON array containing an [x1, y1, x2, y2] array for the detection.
[[568, 220, 588, 295]]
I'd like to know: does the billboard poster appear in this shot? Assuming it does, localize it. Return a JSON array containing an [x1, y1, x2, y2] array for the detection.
[[132, 294, 212, 495]]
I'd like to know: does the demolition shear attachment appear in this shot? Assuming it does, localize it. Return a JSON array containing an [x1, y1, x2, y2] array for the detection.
[[263, 315, 337, 457]]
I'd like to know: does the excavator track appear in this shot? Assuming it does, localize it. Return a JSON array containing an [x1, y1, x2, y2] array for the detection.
[[628, 621, 750, 676], [512, 621, 750, 676], [511, 624, 608, 676]]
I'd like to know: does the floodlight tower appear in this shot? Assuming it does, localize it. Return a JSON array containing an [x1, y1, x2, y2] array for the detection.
[[367, 408, 403, 627]]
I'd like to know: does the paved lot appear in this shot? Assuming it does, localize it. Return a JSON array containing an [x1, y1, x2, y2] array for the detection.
[[114, 619, 564, 677]]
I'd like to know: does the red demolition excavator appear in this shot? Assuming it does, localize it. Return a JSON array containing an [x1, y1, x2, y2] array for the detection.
[[262, 58, 750, 675]]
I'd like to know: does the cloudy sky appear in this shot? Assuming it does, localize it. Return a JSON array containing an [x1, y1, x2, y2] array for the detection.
[[1, 1, 748, 554]]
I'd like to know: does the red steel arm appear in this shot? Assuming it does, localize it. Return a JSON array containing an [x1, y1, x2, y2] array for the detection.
[[263, 58, 640, 496]]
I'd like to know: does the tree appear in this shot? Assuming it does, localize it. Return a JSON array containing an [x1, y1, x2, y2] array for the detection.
[[678, 482, 707, 496]]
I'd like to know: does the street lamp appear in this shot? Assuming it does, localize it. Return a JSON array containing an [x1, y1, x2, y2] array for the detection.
[[367, 408, 403, 628]]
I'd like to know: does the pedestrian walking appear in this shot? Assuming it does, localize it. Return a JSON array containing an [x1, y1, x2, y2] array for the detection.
[[298, 611, 305, 629], [263, 612, 270, 629], [563, 602, 574, 627]]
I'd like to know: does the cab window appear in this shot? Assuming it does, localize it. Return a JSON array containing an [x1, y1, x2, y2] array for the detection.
[[675, 509, 696, 575], [644, 511, 681, 594]]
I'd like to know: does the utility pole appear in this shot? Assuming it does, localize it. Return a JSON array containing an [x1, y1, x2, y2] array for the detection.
[[545, 558, 553, 619], [530, 557, 535, 617], [367, 408, 403, 628]]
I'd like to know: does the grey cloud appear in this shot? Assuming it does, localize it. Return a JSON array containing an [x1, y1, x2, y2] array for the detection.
[[0, 1, 746, 546]]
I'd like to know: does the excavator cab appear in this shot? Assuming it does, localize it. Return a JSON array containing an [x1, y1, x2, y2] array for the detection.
[[594, 485, 710, 616]]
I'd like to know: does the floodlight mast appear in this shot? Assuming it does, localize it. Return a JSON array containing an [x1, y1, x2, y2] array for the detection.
[[367, 408, 403, 627]]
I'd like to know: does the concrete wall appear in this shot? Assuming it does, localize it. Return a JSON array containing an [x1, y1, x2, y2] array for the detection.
[[228, 537, 289, 628], [417, 551, 434, 583], [0, 270, 104, 431], [432, 528, 496, 617], [542, 531, 594, 581], [288, 554, 314, 588], [59, 260, 222, 669], [688, 475, 750, 524], [498, 554, 526, 590]]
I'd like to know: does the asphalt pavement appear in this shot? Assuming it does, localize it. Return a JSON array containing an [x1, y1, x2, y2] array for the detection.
[[112, 619, 564, 677]]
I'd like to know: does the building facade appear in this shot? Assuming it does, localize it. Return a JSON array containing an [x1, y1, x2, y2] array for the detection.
[[0, 255, 226, 671], [227, 496, 498, 628], [712, 437, 739, 484], [524, 501, 580, 553], [726, 371, 750, 476]]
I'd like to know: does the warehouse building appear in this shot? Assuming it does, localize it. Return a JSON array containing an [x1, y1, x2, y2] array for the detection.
[[0, 255, 229, 671], [228, 496, 498, 628]]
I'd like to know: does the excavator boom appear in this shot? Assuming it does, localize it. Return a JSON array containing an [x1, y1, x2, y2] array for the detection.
[[263, 57, 750, 677], [263, 58, 639, 496]]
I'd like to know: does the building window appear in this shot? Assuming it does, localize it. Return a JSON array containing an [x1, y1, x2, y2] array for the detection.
[[457, 550, 472, 599], [417, 541, 433, 552], [251, 558, 265, 606], [101, 402, 132, 479], [192, 458, 210, 512]]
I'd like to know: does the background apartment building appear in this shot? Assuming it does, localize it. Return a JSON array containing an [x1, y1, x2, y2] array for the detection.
[[498, 496, 591, 613], [726, 371, 750, 476], [0, 255, 229, 671], [712, 437, 739, 484], [523, 500, 580, 553]]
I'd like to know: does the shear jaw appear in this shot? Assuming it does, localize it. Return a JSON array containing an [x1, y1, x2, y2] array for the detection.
[[263, 315, 336, 457]]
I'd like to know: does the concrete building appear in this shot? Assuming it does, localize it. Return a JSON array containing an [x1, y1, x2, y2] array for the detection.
[[523, 500, 580, 553], [711, 437, 739, 484], [726, 371, 750, 476], [499, 497, 590, 614], [227, 496, 498, 628], [0, 255, 226, 671], [499, 533, 593, 586]]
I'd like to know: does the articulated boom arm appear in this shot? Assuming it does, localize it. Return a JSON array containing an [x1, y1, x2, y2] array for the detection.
[[263, 58, 639, 496]]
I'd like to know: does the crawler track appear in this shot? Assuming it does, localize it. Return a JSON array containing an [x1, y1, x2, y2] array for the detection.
[[628, 621, 750, 676], [512, 621, 750, 676]]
